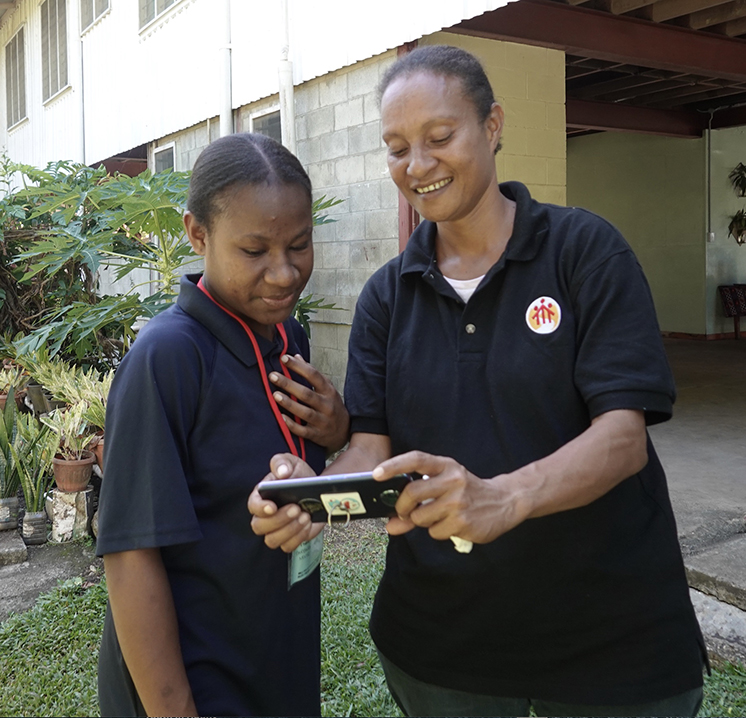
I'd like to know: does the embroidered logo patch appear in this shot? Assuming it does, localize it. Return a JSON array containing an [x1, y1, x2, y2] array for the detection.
[[526, 296, 561, 334]]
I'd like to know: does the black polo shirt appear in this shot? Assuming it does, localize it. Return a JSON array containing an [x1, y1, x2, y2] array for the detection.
[[97, 274, 325, 717], [345, 182, 705, 704]]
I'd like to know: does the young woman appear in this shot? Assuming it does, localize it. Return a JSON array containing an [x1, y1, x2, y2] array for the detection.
[[251, 46, 707, 717], [97, 133, 348, 717]]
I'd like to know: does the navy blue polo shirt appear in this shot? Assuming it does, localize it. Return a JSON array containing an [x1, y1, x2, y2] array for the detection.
[[345, 182, 705, 704], [97, 274, 324, 717]]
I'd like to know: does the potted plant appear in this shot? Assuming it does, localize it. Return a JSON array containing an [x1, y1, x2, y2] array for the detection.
[[729, 162, 746, 198], [10, 415, 58, 545], [18, 352, 112, 468], [0, 387, 22, 530], [41, 403, 97, 493], [728, 209, 746, 246], [0, 366, 25, 411]]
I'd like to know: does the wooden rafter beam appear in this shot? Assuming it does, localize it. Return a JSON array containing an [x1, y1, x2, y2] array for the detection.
[[719, 15, 746, 34], [597, 0, 657, 14], [566, 98, 706, 136], [687, 0, 746, 29], [571, 70, 691, 99], [654, 85, 746, 107], [452, 0, 746, 83], [571, 73, 680, 99], [567, 66, 609, 80], [595, 76, 701, 101], [632, 79, 730, 103], [0, 1, 16, 8], [640, 0, 732, 22]]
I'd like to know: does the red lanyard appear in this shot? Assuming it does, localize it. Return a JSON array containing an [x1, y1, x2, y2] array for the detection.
[[197, 277, 306, 461]]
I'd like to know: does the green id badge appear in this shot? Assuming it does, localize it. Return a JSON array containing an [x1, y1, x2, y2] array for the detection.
[[288, 531, 324, 589]]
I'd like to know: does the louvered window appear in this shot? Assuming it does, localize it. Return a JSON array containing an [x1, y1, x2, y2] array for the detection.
[[252, 111, 282, 144], [154, 145, 175, 173], [81, 0, 109, 32], [5, 28, 26, 128], [41, 0, 68, 101], [139, 0, 176, 29]]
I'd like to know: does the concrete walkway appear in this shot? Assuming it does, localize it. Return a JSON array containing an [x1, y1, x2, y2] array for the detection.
[[652, 339, 746, 554], [651, 338, 746, 663]]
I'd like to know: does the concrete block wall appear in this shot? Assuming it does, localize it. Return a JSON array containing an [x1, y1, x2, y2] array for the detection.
[[424, 32, 567, 206], [294, 51, 399, 389]]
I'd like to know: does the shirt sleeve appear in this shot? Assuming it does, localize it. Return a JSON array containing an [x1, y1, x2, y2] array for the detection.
[[96, 316, 209, 555], [568, 222, 676, 426], [344, 269, 392, 436]]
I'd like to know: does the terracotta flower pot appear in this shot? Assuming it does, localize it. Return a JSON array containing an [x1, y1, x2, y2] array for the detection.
[[1, 391, 27, 412], [52, 451, 96, 493], [90, 433, 105, 471]]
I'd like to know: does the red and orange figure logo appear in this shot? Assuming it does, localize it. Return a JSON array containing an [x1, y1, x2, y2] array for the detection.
[[525, 296, 561, 334]]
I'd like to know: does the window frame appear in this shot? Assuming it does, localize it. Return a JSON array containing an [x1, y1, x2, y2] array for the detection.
[[80, 0, 111, 34], [5, 26, 27, 130], [40, 0, 69, 103], [152, 142, 176, 173], [139, 0, 179, 31], [249, 107, 282, 144]]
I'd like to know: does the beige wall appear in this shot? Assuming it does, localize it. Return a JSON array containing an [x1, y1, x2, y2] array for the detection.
[[708, 126, 746, 335], [424, 32, 566, 205], [567, 132, 706, 335]]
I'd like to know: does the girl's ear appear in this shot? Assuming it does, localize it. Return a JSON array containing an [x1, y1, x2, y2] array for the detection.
[[485, 102, 504, 153], [184, 211, 207, 256]]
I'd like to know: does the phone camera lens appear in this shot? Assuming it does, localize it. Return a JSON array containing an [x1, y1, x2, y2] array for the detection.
[[380, 489, 400, 507]]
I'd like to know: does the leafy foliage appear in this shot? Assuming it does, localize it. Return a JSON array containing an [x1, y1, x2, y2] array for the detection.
[[0, 387, 22, 499], [295, 294, 341, 336], [41, 404, 96, 461], [1, 156, 343, 366], [292, 194, 346, 336], [10, 414, 57, 512], [728, 209, 746, 246], [728, 163, 746, 198], [0, 366, 24, 394], [312, 194, 345, 225], [17, 351, 113, 430], [0, 158, 193, 368]]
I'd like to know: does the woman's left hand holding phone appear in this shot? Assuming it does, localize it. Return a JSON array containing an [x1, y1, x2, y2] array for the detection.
[[269, 354, 350, 453], [249, 453, 324, 552]]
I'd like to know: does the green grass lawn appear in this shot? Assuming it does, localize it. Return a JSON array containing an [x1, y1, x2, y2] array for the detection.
[[0, 522, 744, 717]]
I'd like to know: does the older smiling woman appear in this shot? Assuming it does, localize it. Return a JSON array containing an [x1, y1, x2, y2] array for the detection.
[[251, 45, 707, 718]]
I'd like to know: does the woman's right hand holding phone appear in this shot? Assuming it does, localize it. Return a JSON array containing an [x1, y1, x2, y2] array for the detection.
[[249, 453, 324, 552]]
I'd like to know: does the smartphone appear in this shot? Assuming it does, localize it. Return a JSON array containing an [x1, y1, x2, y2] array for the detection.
[[257, 471, 413, 522]]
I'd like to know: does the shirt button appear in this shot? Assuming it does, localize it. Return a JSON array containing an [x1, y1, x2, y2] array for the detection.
[[465, 323, 476, 334]]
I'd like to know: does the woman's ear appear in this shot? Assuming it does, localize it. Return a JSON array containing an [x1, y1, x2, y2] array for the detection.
[[184, 211, 207, 256], [485, 102, 504, 153]]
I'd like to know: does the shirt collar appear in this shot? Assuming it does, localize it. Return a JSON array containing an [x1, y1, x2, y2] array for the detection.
[[400, 181, 549, 278], [177, 274, 285, 369]]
